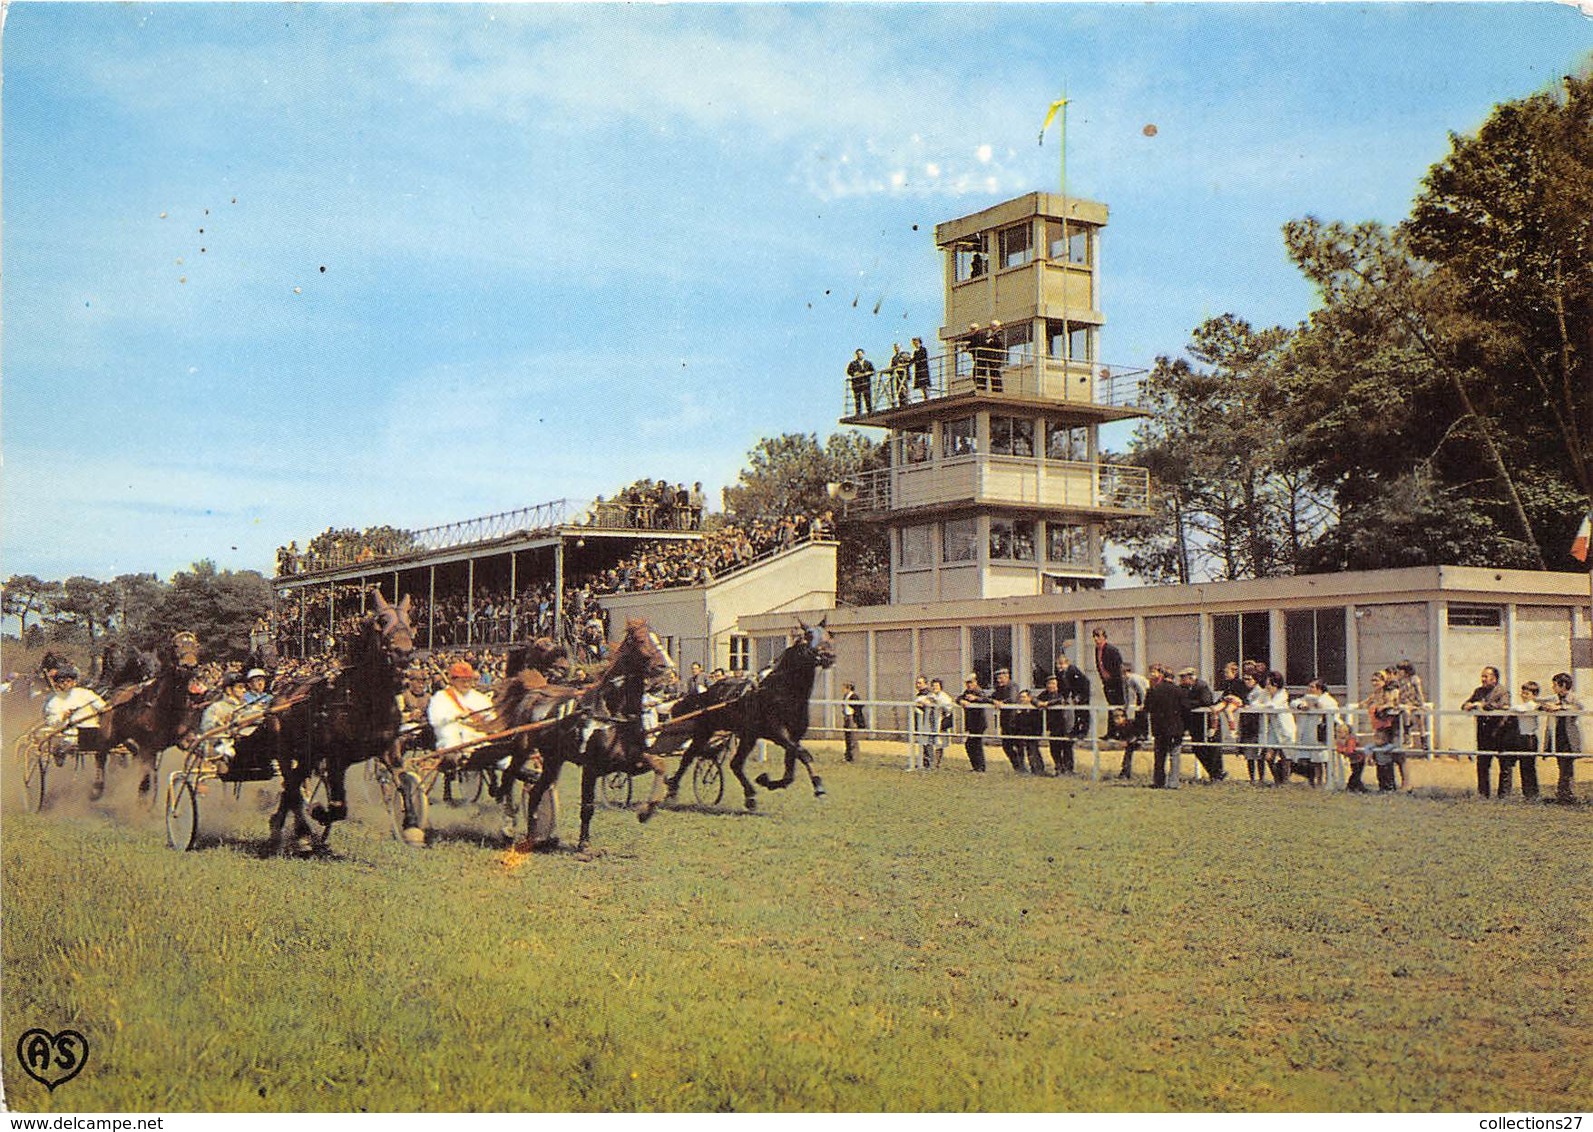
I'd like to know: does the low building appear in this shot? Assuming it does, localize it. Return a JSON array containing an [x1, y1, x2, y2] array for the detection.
[[738, 564, 1593, 754]]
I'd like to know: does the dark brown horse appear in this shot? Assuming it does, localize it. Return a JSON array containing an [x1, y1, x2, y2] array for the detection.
[[498, 618, 675, 852], [251, 592, 414, 853], [92, 631, 203, 801], [661, 617, 835, 811]]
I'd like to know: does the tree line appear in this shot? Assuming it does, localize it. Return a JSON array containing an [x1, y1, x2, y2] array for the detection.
[[2, 562, 273, 665], [1113, 69, 1591, 582]]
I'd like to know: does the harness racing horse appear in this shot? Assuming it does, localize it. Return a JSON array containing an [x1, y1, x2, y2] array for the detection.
[[661, 617, 836, 811], [499, 619, 675, 852], [93, 631, 203, 802], [259, 592, 415, 854]]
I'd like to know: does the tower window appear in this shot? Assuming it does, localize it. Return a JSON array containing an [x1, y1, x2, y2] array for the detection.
[[990, 518, 1036, 561], [942, 416, 977, 458], [999, 224, 1033, 269], [990, 416, 1035, 457], [1045, 422, 1088, 461], [1046, 522, 1088, 564], [897, 426, 931, 465], [943, 518, 977, 563], [953, 238, 987, 283], [1046, 220, 1091, 265]]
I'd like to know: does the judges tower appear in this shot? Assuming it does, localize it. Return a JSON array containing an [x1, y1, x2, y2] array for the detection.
[[841, 191, 1152, 603]]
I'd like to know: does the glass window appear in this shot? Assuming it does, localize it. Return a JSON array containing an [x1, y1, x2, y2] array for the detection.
[[1068, 324, 1093, 362], [999, 224, 1033, 269], [1284, 608, 1347, 687], [1045, 422, 1088, 461], [989, 416, 1035, 457], [1030, 622, 1077, 687], [1213, 612, 1271, 674], [1012, 519, 1036, 561], [1003, 322, 1032, 368], [942, 416, 977, 458], [969, 624, 1013, 690], [942, 518, 977, 563], [900, 524, 933, 569], [897, 426, 931, 465], [989, 518, 1036, 562], [1046, 522, 1088, 564], [953, 238, 987, 283], [1045, 220, 1090, 265], [729, 635, 749, 672]]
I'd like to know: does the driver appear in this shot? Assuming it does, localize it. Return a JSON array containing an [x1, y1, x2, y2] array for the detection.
[[42, 665, 108, 764], [243, 668, 273, 707], [198, 672, 253, 771], [396, 669, 435, 753], [427, 661, 494, 764]]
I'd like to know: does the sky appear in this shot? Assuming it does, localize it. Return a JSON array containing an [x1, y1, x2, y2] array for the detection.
[[4, 2, 1591, 584]]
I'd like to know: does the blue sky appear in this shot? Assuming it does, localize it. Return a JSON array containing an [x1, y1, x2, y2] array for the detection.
[[4, 2, 1590, 583]]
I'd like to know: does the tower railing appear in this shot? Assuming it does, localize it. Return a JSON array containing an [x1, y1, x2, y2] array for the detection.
[[842, 349, 1148, 419]]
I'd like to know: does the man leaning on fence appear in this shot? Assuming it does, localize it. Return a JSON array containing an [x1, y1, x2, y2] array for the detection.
[[1461, 665, 1511, 798], [956, 673, 991, 773]]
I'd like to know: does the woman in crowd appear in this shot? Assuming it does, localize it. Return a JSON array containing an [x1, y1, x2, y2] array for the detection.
[[1290, 677, 1339, 787], [1259, 671, 1298, 784], [1362, 669, 1406, 792]]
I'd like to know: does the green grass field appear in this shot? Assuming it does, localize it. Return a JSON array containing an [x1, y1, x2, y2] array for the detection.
[[3, 739, 1590, 1113]]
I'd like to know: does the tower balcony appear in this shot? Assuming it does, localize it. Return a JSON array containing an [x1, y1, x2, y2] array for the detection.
[[841, 349, 1149, 427], [846, 457, 1151, 520]]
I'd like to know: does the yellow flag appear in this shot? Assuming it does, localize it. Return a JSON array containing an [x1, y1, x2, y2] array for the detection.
[[1038, 96, 1068, 144]]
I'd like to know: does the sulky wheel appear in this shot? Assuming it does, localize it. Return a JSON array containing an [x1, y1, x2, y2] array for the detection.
[[442, 767, 484, 807], [523, 777, 559, 844], [691, 757, 725, 807], [165, 775, 199, 851], [18, 732, 49, 814], [360, 756, 383, 805], [599, 770, 634, 809]]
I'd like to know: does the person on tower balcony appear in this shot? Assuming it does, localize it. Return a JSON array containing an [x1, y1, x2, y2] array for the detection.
[[846, 348, 875, 415]]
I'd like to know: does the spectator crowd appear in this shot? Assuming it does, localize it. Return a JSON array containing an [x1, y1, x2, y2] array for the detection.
[[845, 640, 1583, 802]]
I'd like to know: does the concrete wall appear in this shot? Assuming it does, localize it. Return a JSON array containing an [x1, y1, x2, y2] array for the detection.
[[599, 541, 837, 674]]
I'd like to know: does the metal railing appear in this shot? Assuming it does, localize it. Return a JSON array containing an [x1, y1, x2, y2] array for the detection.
[[805, 699, 1590, 791], [843, 349, 1148, 418], [408, 499, 579, 553]]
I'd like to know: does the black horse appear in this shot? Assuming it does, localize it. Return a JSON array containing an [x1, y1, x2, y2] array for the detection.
[[254, 592, 414, 854], [93, 631, 203, 801], [661, 617, 836, 811], [498, 618, 675, 852]]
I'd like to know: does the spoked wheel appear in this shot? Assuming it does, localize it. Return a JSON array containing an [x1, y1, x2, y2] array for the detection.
[[388, 770, 427, 842], [599, 770, 634, 809], [19, 740, 48, 813], [523, 777, 559, 844], [165, 775, 199, 851], [691, 758, 726, 806], [361, 756, 382, 805], [369, 760, 397, 811], [442, 767, 484, 807]]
